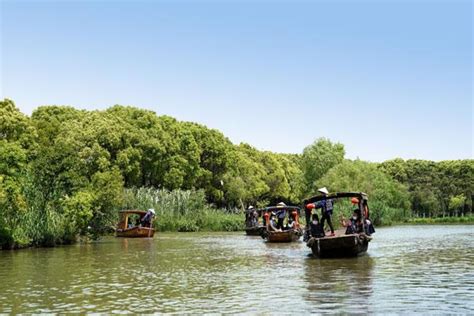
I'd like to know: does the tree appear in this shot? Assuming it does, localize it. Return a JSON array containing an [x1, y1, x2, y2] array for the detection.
[[319, 159, 410, 225], [449, 194, 466, 216], [301, 138, 345, 195]]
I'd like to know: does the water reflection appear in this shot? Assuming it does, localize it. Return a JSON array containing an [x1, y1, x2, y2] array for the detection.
[[303, 255, 374, 314], [0, 226, 473, 313]]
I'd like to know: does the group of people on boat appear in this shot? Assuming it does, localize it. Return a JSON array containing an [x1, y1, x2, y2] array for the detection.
[[266, 204, 299, 232], [340, 204, 376, 236], [304, 187, 375, 240], [245, 206, 260, 228]]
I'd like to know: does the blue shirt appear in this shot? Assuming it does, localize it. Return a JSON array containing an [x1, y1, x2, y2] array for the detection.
[[276, 209, 286, 219], [315, 198, 334, 215]]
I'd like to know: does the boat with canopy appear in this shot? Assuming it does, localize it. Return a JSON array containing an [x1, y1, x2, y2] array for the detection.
[[116, 210, 155, 238], [304, 192, 374, 257], [260, 205, 303, 242]]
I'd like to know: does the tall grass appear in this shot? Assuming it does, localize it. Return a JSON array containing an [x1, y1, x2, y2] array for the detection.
[[405, 216, 474, 225], [121, 188, 244, 232]]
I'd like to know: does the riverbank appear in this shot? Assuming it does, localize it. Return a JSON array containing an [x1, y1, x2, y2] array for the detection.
[[401, 216, 474, 225], [3, 208, 472, 250]]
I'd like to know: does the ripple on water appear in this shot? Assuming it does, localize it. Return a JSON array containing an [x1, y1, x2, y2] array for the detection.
[[0, 226, 473, 313]]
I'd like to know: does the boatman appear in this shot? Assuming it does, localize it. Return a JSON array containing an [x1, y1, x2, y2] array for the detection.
[[141, 208, 155, 227], [314, 187, 335, 237], [276, 202, 287, 230]]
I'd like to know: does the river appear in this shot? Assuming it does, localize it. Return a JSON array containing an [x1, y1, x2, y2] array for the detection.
[[0, 225, 472, 314]]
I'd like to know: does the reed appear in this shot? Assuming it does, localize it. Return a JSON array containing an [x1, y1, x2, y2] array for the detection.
[[122, 187, 244, 232]]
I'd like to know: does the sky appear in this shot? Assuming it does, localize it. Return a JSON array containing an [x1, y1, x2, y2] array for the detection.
[[1, 0, 472, 161]]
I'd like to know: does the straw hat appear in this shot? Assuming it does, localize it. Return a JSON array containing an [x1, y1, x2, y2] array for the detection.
[[277, 202, 286, 207], [148, 208, 155, 215], [317, 187, 329, 195], [248, 205, 254, 210]]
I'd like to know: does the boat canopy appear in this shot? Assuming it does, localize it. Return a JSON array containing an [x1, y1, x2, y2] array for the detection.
[[303, 192, 368, 205], [119, 210, 148, 217], [261, 206, 301, 214]]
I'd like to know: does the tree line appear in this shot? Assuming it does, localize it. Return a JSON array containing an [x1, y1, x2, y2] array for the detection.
[[0, 99, 472, 248]]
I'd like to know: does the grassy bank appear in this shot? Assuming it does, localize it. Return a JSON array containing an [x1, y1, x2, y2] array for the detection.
[[402, 216, 474, 225]]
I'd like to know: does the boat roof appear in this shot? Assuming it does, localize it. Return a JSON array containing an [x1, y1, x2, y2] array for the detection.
[[304, 192, 368, 204], [262, 206, 301, 213], [119, 210, 148, 215], [246, 205, 300, 214]]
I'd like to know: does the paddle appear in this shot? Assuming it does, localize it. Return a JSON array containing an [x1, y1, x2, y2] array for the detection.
[[148, 216, 153, 238]]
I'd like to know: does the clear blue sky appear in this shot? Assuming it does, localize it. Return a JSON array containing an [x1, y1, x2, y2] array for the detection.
[[1, 0, 472, 161]]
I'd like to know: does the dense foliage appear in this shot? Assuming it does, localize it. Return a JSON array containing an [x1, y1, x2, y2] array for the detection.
[[0, 99, 472, 248]]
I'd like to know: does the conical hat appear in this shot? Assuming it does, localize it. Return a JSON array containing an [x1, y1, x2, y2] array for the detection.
[[317, 187, 329, 195]]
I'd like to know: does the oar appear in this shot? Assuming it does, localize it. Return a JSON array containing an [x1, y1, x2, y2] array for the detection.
[[148, 216, 153, 238]]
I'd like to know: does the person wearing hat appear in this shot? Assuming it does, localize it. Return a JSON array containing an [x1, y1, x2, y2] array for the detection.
[[141, 208, 155, 227], [314, 187, 335, 236], [276, 202, 287, 230], [245, 206, 255, 227]]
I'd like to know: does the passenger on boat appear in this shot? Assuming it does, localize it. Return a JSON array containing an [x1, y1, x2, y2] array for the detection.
[[262, 212, 269, 226], [285, 215, 296, 230], [246, 206, 258, 227], [276, 202, 287, 230], [310, 213, 325, 238], [364, 218, 376, 235], [341, 209, 363, 234], [251, 210, 259, 227], [141, 208, 155, 227], [268, 212, 281, 232], [314, 187, 335, 237]]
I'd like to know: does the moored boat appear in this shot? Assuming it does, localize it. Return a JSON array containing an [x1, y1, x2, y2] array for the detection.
[[116, 210, 155, 238]]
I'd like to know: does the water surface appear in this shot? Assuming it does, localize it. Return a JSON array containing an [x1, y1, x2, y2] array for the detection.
[[0, 225, 472, 314]]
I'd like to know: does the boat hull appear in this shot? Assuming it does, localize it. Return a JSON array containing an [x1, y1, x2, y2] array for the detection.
[[116, 226, 155, 238], [307, 234, 370, 258], [266, 229, 302, 242], [245, 226, 264, 236]]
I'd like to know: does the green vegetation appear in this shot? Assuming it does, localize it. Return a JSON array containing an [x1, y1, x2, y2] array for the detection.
[[122, 188, 243, 232], [405, 216, 474, 225], [0, 98, 472, 248]]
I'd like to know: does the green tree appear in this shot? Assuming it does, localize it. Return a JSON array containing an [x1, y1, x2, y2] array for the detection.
[[301, 138, 345, 195], [319, 160, 410, 225], [449, 194, 466, 216]]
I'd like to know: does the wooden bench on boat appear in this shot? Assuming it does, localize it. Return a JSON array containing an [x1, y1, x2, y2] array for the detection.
[[116, 210, 155, 238]]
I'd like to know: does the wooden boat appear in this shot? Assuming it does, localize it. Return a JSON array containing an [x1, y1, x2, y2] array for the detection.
[[245, 226, 265, 236], [244, 207, 266, 236], [266, 228, 303, 242], [116, 210, 155, 238], [307, 229, 372, 258], [303, 192, 375, 258], [260, 205, 303, 242]]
